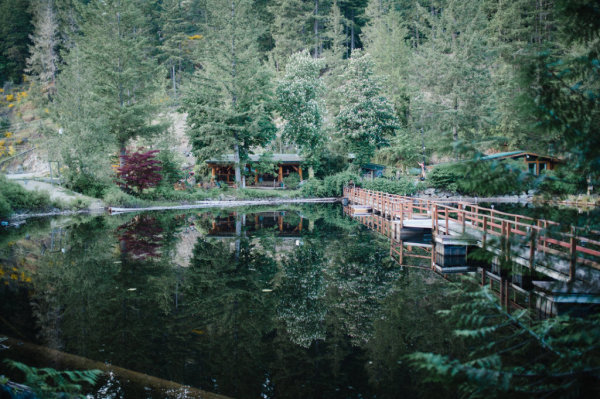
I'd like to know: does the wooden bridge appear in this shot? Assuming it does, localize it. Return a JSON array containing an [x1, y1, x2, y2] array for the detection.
[[344, 187, 600, 286]]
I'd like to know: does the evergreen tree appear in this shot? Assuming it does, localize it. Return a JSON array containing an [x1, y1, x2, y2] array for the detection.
[[26, 0, 59, 100], [52, 0, 165, 190], [336, 51, 398, 166], [75, 0, 165, 163], [276, 51, 325, 176], [269, 0, 314, 71], [0, 0, 33, 83], [409, 0, 495, 156], [158, 0, 200, 100], [362, 0, 411, 124], [183, 0, 276, 187]]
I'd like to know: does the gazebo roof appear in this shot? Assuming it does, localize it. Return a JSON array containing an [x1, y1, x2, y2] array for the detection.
[[206, 153, 303, 164]]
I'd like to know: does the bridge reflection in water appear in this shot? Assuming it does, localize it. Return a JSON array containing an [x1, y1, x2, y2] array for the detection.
[[343, 205, 598, 318]]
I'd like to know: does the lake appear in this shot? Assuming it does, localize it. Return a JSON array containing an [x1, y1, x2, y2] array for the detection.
[[1, 203, 594, 398]]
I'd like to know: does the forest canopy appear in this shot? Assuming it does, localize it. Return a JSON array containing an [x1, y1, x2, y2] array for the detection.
[[0, 0, 597, 191]]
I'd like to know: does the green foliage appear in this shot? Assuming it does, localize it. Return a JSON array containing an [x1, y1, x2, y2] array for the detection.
[[277, 51, 325, 170], [0, 175, 53, 216], [537, 166, 588, 197], [182, 0, 276, 186], [102, 186, 143, 207], [301, 171, 361, 197], [250, 153, 278, 176], [63, 170, 110, 198], [427, 164, 461, 193], [300, 178, 325, 197], [322, 170, 361, 197], [407, 285, 600, 398], [4, 359, 101, 398], [0, 0, 32, 83], [428, 161, 533, 196], [283, 172, 301, 189], [336, 51, 399, 166], [157, 149, 184, 186], [362, 177, 417, 195], [0, 193, 12, 219]]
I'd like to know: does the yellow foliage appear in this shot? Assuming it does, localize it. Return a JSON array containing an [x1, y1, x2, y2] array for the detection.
[[188, 34, 203, 40], [8, 103, 14, 108], [44, 108, 50, 113], [10, 274, 18, 280], [0, 139, 5, 146], [8, 146, 15, 156], [4, 132, 12, 138], [0, 88, 3, 93], [6, 94, 14, 101]]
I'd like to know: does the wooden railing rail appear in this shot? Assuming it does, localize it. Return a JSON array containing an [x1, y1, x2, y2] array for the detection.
[[344, 186, 600, 275]]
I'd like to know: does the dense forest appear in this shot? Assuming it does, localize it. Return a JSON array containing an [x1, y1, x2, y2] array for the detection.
[[0, 0, 598, 197]]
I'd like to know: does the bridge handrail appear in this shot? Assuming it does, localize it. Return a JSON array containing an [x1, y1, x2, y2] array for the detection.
[[344, 186, 600, 272]]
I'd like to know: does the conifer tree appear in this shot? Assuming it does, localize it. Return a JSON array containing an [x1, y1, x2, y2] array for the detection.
[[74, 0, 165, 164], [362, 0, 411, 123], [269, 0, 314, 71], [410, 0, 494, 155], [158, 0, 199, 100], [183, 0, 276, 188], [0, 0, 33, 83], [26, 0, 59, 100]]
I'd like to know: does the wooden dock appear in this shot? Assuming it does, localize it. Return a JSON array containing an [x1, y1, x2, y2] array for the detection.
[[344, 187, 600, 315]]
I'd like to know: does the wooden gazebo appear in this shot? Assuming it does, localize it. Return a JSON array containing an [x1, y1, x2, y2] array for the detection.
[[206, 154, 304, 186]]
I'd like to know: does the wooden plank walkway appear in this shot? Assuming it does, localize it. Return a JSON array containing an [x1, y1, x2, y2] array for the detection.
[[344, 187, 600, 285]]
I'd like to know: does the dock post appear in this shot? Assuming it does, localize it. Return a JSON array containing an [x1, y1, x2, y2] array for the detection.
[[483, 217, 487, 247], [569, 225, 577, 283], [529, 227, 536, 275]]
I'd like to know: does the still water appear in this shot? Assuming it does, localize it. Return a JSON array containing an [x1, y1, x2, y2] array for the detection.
[[1, 205, 472, 398]]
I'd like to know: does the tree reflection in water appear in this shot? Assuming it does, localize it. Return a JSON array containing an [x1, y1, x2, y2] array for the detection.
[[0, 206, 462, 399]]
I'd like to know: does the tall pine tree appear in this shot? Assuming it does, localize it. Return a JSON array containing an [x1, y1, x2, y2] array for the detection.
[[183, 0, 276, 187]]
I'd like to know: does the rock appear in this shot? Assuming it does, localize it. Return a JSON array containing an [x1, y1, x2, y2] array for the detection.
[[424, 188, 436, 196]]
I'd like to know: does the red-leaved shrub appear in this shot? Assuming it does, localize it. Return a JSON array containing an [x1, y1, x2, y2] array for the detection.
[[117, 149, 162, 194]]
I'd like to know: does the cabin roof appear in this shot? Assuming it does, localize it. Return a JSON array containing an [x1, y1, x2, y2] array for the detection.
[[206, 153, 303, 164], [481, 151, 562, 162], [362, 162, 386, 170]]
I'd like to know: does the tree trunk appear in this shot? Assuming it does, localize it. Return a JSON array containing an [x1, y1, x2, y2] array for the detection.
[[314, 0, 319, 58], [309, 166, 315, 178], [233, 142, 242, 187], [119, 144, 127, 168]]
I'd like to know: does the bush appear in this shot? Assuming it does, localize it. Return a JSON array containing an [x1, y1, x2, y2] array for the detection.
[[117, 149, 162, 194], [301, 178, 325, 197], [157, 149, 184, 186], [283, 173, 301, 189], [427, 164, 460, 192], [102, 186, 144, 207], [64, 171, 110, 198], [427, 161, 533, 196], [321, 171, 361, 197], [0, 194, 12, 219], [536, 166, 587, 196], [0, 176, 53, 215], [362, 177, 418, 195]]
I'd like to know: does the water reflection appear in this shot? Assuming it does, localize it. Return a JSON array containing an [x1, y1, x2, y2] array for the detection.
[[0, 206, 464, 399], [345, 206, 600, 319]]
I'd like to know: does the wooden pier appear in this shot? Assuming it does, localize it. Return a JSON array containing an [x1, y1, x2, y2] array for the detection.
[[344, 187, 600, 315]]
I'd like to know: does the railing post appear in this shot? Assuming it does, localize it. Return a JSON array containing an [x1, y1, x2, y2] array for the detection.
[[445, 208, 449, 234], [482, 216, 487, 247], [569, 225, 577, 282], [529, 226, 537, 274]]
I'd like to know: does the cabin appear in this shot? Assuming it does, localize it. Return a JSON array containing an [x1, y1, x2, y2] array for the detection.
[[206, 154, 303, 186], [481, 151, 562, 176], [361, 163, 386, 179]]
